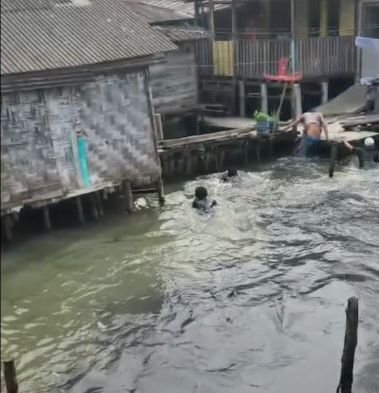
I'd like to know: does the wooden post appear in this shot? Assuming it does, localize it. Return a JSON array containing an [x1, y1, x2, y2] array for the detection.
[[255, 139, 262, 162], [42, 205, 52, 231], [260, 83, 268, 113], [337, 297, 359, 393], [292, 83, 302, 120], [153, 113, 164, 141], [243, 140, 249, 165], [90, 194, 99, 220], [3, 360, 18, 393], [209, 0, 215, 39], [95, 192, 104, 217], [321, 81, 329, 104], [329, 142, 338, 178], [231, 0, 238, 114], [157, 178, 165, 206], [238, 80, 246, 117], [2, 215, 14, 242], [123, 181, 134, 213], [76, 196, 85, 224]]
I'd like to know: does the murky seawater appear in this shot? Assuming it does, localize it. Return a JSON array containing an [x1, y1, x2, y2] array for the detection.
[[1, 158, 379, 393]]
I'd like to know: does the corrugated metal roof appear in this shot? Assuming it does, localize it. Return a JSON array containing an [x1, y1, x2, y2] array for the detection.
[[131, 0, 195, 17], [126, 1, 191, 23], [1, 0, 177, 75], [154, 25, 209, 42]]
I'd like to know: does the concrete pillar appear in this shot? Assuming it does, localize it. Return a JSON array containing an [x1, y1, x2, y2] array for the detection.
[[321, 81, 329, 104], [123, 181, 134, 213], [260, 83, 268, 114], [238, 80, 246, 117], [339, 0, 356, 37]]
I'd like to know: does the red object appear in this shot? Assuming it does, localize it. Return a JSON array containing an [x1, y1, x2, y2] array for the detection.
[[263, 57, 303, 83]]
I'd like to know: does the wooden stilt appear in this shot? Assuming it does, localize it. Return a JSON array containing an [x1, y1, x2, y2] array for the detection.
[[244, 141, 249, 165], [337, 297, 358, 393], [95, 192, 104, 217], [321, 81, 329, 105], [157, 177, 165, 206], [204, 150, 211, 172], [42, 205, 52, 231], [255, 139, 262, 162], [90, 194, 99, 220], [3, 360, 18, 393], [2, 215, 13, 242], [268, 136, 274, 160], [260, 82, 268, 113], [238, 80, 246, 117], [76, 196, 85, 224], [123, 180, 134, 213], [185, 151, 193, 176]]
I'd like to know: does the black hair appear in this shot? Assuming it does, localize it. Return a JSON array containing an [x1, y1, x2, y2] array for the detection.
[[227, 168, 238, 177], [195, 186, 208, 200]]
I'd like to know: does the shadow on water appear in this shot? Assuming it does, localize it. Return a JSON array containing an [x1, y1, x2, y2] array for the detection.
[[1, 157, 379, 393]]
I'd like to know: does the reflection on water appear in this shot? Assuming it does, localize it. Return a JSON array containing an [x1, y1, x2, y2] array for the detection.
[[1, 158, 379, 393]]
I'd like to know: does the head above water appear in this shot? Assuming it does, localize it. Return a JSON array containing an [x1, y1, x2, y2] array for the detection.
[[195, 186, 208, 200], [364, 137, 375, 149], [227, 168, 238, 177]]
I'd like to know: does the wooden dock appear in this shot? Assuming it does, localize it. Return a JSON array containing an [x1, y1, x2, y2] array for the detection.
[[159, 125, 298, 178]]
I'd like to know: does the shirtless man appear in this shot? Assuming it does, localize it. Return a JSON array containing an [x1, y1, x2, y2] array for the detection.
[[192, 186, 217, 213], [284, 111, 329, 156]]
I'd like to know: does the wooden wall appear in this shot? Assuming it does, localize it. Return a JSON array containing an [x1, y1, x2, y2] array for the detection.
[[1, 70, 160, 211], [150, 42, 198, 115]]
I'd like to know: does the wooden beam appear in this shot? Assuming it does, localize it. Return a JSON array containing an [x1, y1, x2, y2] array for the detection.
[[76, 196, 85, 225], [42, 205, 52, 231], [209, 0, 215, 39]]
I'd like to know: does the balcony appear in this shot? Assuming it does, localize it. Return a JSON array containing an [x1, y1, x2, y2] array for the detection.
[[196, 36, 356, 80]]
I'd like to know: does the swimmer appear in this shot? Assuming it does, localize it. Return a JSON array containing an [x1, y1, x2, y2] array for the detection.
[[342, 137, 378, 167], [221, 168, 239, 183], [283, 111, 329, 156], [192, 186, 217, 212]]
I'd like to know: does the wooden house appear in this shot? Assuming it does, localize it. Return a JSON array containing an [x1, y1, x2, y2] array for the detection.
[[191, 0, 361, 117], [0, 0, 176, 231], [126, 0, 209, 137]]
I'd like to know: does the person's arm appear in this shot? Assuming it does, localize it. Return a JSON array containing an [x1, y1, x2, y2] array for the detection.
[[320, 114, 329, 141], [282, 115, 303, 132], [192, 200, 198, 209], [211, 200, 217, 207]]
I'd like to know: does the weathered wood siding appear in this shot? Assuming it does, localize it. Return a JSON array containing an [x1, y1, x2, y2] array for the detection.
[[150, 43, 198, 115], [1, 70, 160, 210]]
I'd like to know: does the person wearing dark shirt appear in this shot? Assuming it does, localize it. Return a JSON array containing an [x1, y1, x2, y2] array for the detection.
[[192, 186, 217, 212]]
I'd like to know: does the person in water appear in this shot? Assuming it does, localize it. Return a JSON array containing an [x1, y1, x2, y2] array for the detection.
[[284, 111, 329, 156], [192, 186, 217, 211], [342, 137, 378, 167], [221, 168, 239, 183]]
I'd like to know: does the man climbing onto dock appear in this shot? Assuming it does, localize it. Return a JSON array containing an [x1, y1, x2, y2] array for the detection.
[[283, 111, 329, 156]]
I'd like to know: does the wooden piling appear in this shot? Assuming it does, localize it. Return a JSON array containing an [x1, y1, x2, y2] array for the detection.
[[260, 82, 268, 113], [329, 142, 339, 178], [321, 81, 329, 105], [2, 215, 14, 242], [157, 178, 165, 206], [292, 83, 302, 120], [3, 360, 18, 393], [90, 194, 99, 220], [243, 140, 249, 165], [42, 205, 52, 231], [238, 80, 246, 117], [153, 113, 164, 141], [76, 196, 85, 224], [337, 297, 359, 393], [122, 180, 134, 213], [95, 192, 104, 217]]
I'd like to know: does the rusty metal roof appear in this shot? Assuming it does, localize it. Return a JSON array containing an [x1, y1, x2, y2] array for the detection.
[[1, 0, 177, 75], [126, 1, 192, 23], [154, 25, 209, 42]]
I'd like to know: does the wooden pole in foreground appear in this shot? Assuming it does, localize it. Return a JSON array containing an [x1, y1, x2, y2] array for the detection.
[[3, 360, 18, 393], [337, 297, 359, 393]]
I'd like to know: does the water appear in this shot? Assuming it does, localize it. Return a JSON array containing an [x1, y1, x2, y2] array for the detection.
[[1, 158, 379, 393]]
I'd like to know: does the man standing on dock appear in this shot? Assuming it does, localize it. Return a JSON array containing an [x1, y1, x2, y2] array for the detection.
[[283, 111, 329, 156]]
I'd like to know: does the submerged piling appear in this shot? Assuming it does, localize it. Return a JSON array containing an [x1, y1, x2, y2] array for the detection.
[[337, 297, 359, 393], [3, 360, 18, 393]]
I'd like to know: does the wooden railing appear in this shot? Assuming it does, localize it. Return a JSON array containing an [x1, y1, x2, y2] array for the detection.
[[196, 36, 356, 80]]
